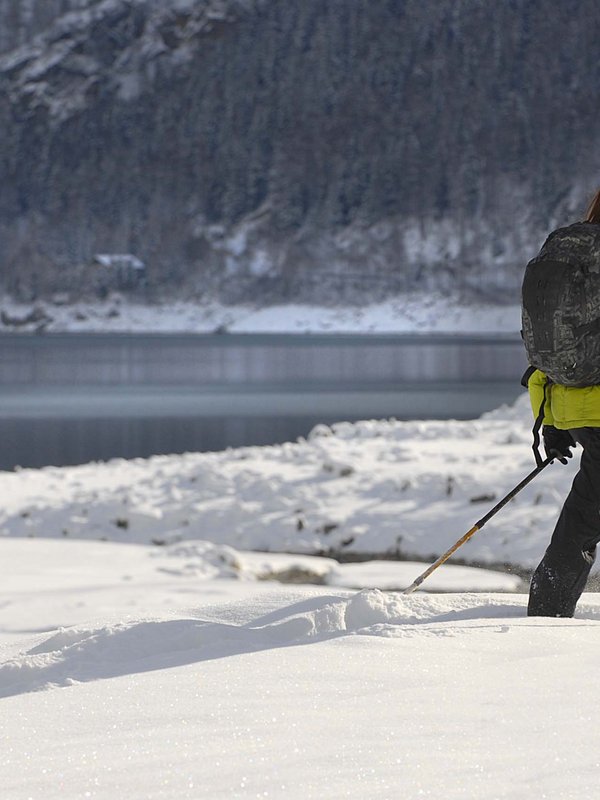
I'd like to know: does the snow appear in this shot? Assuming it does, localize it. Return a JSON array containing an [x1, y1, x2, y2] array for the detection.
[[0, 292, 521, 334], [1, 391, 594, 798], [93, 254, 145, 270], [0, 392, 575, 572], [2, 568, 600, 798], [0, 538, 520, 650], [403, 217, 462, 264]]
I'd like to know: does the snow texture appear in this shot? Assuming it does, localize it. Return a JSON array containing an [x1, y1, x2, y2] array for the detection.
[[0, 391, 594, 799], [2, 561, 600, 799], [0, 589, 532, 699], [0, 292, 521, 333], [0, 392, 574, 571]]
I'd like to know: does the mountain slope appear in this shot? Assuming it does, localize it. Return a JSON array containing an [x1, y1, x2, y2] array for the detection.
[[1, 0, 600, 303]]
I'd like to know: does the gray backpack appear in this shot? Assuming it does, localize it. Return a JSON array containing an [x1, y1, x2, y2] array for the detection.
[[521, 221, 600, 386]]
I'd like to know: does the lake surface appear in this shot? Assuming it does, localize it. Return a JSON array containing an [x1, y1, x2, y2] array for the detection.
[[0, 333, 527, 469]]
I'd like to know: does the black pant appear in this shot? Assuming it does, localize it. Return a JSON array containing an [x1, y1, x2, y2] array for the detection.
[[528, 427, 600, 617]]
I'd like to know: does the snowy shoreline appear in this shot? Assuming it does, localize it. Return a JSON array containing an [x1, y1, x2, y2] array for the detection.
[[0, 292, 521, 334], [0, 393, 577, 575]]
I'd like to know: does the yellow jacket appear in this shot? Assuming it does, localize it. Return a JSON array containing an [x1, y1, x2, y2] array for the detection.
[[528, 369, 600, 429]]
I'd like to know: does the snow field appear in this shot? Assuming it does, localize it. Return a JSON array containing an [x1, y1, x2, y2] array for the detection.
[[0, 578, 532, 700], [0, 537, 520, 656], [0, 393, 580, 572], [0, 389, 595, 798], [2, 583, 600, 799]]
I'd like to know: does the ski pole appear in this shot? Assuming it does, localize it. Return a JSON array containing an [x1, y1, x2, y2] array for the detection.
[[402, 455, 555, 595]]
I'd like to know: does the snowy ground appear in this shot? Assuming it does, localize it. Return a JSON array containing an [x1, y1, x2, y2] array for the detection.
[[0, 392, 578, 572], [2, 568, 600, 799], [2, 391, 593, 799], [0, 292, 521, 334]]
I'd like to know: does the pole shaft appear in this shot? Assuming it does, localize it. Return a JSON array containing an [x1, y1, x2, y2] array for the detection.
[[402, 456, 553, 595], [474, 456, 553, 529]]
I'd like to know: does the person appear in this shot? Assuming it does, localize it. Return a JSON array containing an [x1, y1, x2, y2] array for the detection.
[[526, 188, 600, 617]]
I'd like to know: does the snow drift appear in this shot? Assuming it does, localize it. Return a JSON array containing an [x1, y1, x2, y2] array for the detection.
[[0, 392, 580, 571], [0, 588, 586, 699]]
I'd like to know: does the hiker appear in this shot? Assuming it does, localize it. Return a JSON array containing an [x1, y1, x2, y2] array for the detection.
[[522, 189, 600, 617]]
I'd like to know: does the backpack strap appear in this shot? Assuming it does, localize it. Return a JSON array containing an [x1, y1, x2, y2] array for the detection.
[[520, 365, 537, 388], [531, 377, 552, 467]]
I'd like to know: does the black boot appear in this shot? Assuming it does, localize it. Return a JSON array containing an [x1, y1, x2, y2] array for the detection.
[[527, 548, 596, 617]]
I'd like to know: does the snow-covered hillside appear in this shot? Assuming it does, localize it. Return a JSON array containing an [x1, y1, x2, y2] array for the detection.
[[0, 0, 595, 306], [0, 391, 594, 798]]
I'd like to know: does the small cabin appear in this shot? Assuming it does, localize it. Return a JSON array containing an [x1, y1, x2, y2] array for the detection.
[[93, 254, 147, 292]]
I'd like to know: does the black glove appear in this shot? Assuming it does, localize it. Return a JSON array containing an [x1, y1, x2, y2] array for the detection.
[[543, 425, 575, 464]]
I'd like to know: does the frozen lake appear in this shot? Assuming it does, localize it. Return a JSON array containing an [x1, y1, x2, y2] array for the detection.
[[0, 333, 526, 468]]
